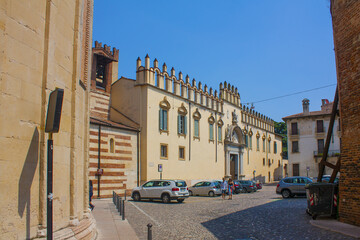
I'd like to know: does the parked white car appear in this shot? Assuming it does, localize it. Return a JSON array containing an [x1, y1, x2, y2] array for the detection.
[[131, 179, 189, 203]]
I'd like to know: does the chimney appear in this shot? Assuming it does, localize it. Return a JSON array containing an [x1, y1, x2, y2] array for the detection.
[[321, 99, 329, 106], [302, 98, 310, 115]]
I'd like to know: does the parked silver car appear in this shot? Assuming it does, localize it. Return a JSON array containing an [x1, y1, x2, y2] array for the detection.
[[131, 179, 189, 203], [188, 181, 221, 197], [276, 176, 313, 198]]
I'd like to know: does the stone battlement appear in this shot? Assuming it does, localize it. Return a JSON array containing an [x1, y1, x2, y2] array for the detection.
[[94, 40, 119, 61], [135, 55, 273, 124]]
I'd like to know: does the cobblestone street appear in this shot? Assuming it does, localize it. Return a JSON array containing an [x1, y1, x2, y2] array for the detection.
[[125, 185, 355, 240]]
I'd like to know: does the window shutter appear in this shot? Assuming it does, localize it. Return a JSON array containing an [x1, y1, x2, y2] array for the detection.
[[194, 120, 199, 137], [184, 116, 187, 135], [159, 109, 163, 130], [218, 126, 221, 141], [178, 115, 181, 134], [274, 142, 277, 153], [164, 110, 167, 131]]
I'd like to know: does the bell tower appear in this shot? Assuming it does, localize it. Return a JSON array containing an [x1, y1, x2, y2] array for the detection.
[[91, 41, 119, 93]]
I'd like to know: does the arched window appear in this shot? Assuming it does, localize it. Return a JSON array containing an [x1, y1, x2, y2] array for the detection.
[[249, 130, 253, 149], [274, 141, 277, 154], [178, 104, 188, 135], [109, 138, 115, 153], [217, 118, 224, 142], [193, 108, 201, 139], [159, 97, 170, 133], [262, 135, 266, 152], [208, 115, 215, 142]]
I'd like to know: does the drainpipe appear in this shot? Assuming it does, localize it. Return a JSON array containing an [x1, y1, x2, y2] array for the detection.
[[137, 130, 140, 186], [247, 124, 249, 166], [266, 131, 268, 182], [188, 102, 191, 161], [215, 113, 217, 162], [98, 125, 101, 197]]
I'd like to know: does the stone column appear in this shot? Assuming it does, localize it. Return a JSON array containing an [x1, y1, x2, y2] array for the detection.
[[239, 151, 244, 176], [225, 148, 230, 178]]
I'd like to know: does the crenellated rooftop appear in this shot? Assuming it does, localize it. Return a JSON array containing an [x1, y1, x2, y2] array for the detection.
[[93, 41, 119, 61], [135, 55, 274, 125]]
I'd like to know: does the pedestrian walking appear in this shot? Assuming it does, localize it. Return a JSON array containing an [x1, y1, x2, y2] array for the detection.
[[228, 178, 234, 200], [220, 178, 228, 200], [89, 180, 94, 210]]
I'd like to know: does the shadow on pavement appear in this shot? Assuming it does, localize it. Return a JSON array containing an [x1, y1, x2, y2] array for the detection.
[[201, 198, 355, 240]]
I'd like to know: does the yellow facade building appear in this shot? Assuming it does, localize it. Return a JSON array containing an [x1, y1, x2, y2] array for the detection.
[[110, 55, 286, 185]]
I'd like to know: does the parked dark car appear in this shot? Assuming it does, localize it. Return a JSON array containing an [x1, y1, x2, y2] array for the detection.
[[233, 180, 243, 194], [252, 181, 258, 192], [239, 180, 256, 193], [276, 176, 313, 198], [255, 182, 262, 190]]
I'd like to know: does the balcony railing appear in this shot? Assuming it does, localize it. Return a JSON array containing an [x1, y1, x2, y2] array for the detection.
[[313, 150, 340, 157]]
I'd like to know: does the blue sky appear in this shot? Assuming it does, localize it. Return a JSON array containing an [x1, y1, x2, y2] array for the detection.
[[93, 0, 337, 122]]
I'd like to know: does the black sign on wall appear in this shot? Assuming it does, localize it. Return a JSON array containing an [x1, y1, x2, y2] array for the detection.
[[45, 88, 64, 133]]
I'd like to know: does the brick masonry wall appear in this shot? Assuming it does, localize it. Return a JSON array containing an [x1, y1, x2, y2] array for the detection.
[[331, 0, 360, 227], [89, 124, 137, 198], [90, 91, 110, 119]]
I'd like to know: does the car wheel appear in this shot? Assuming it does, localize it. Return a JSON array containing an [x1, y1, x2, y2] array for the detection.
[[282, 189, 291, 198], [208, 191, 215, 197], [161, 193, 170, 203], [133, 192, 141, 201], [177, 199, 184, 203], [189, 190, 193, 196], [243, 187, 247, 193]]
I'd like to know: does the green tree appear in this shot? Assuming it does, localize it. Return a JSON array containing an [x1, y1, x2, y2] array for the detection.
[[274, 121, 288, 159]]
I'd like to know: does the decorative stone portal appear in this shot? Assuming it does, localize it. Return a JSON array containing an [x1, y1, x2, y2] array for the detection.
[[225, 145, 243, 180], [224, 116, 246, 179]]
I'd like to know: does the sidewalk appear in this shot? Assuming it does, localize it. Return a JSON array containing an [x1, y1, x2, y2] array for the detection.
[[310, 218, 360, 239], [92, 198, 139, 240]]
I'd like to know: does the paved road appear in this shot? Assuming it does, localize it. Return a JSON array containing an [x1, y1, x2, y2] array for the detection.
[[125, 185, 355, 240]]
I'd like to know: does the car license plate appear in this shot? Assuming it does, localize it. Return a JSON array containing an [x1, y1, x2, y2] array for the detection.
[[180, 188, 185, 192]]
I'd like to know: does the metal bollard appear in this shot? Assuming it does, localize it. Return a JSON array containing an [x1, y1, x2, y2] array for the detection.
[[117, 196, 121, 212], [113, 191, 115, 204], [116, 195, 119, 210], [147, 223, 152, 240], [119, 197, 122, 215], [122, 200, 125, 220], [124, 190, 127, 201]]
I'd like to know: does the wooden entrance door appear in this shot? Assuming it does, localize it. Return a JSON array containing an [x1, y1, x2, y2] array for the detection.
[[230, 159, 235, 179], [293, 163, 300, 176]]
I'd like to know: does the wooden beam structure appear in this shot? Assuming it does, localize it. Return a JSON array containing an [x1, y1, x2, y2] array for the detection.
[[317, 87, 340, 183]]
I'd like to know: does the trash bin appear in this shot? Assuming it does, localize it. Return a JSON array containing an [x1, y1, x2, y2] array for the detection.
[[305, 182, 338, 220]]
